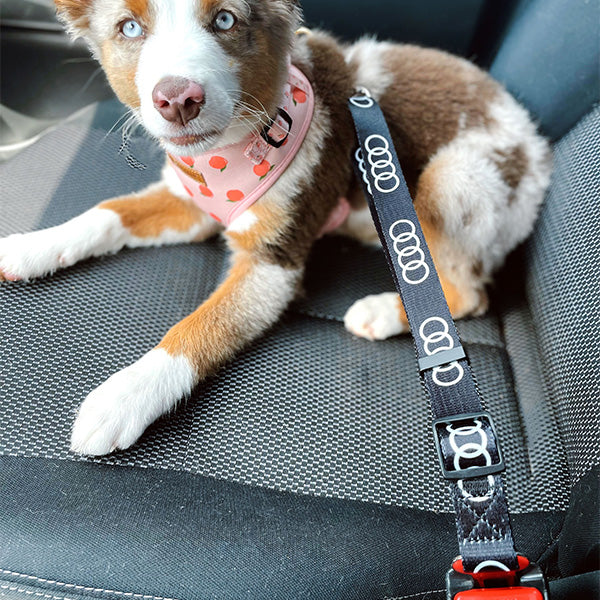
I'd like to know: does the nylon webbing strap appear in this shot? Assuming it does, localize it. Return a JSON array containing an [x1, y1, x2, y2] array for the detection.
[[348, 90, 519, 572]]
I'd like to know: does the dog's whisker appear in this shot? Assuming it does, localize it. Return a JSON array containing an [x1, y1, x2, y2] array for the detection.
[[79, 67, 104, 95], [232, 101, 276, 130], [118, 118, 137, 142], [232, 96, 300, 141], [229, 93, 273, 126], [236, 90, 271, 116], [229, 118, 262, 137], [105, 111, 136, 138], [233, 108, 271, 130]]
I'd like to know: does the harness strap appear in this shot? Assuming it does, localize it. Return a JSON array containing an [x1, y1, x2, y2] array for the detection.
[[347, 90, 519, 573]]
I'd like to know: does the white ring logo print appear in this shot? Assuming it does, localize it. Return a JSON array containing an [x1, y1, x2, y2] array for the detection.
[[418, 317, 464, 387], [363, 134, 400, 194], [449, 419, 496, 503], [389, 219, 430, 285], [447, 419, 492, 472]]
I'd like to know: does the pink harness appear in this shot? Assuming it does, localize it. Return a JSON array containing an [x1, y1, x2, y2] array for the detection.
[[168, 64, 350, 233]]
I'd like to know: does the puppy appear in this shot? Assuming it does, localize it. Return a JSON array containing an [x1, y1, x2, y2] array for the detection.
[[0, 0, 551, 455]]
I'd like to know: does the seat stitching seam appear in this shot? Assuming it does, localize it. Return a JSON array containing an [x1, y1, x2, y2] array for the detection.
[[1, 583, 77, 600], [382, 590, 445, 600], [0, 571, 182, 600]]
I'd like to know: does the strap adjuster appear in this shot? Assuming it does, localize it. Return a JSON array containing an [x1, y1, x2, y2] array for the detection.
[[260, 108, 293, 148], [418, 346, 466, 372], [433, 412, 504, 480], [447, 555, 549, 600]]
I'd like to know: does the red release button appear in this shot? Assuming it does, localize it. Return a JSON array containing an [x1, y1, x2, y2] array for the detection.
[[456, 588, 544, 600]]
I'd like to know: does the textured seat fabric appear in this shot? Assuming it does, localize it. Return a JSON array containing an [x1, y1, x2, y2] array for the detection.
[[1, 107, 598, 600], [0, 119, 570, 515], [1, 2, 599, 599]]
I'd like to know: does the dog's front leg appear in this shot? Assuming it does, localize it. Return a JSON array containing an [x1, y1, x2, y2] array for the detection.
[[70, 240, 303, 455], [0, 180, 220, 282]]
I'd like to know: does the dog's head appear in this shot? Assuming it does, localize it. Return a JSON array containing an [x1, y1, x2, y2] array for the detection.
[[55, 0, 301, 155]]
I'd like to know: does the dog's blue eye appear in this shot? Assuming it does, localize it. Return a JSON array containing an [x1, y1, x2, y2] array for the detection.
[[121, 19, 144, 39], [214, 10, 236, 31]]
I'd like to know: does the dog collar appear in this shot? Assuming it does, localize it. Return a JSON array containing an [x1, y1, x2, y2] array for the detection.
[[168, 64, 318, 227]]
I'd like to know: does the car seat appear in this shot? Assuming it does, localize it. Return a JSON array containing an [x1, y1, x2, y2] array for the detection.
[[0, 0, 598, 598]]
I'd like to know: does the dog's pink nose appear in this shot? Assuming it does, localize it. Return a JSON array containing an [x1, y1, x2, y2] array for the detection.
[[152, 77, 205, 126]]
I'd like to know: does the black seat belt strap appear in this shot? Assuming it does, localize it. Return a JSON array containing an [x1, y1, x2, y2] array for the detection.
[[347, 89, 519, 573]]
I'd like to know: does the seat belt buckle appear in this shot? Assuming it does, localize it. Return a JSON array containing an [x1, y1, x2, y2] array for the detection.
[[433, 412, 505, 480], [446, 555, 549, 600]]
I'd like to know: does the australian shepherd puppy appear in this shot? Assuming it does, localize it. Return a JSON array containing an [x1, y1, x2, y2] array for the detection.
[[0, 0, 551, 455]]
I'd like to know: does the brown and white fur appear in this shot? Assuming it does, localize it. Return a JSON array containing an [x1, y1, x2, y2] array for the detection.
[[0, 0, 551, 456]]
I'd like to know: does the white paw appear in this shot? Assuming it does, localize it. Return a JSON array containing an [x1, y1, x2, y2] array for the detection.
[[71, 349, 196, 456], [0, 209, 124, 281], [344, 292, 407, 341], [0, 230, 63, 281]]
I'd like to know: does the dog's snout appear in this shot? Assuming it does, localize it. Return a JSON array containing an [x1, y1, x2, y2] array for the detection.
[[152, 77, 205, 126]]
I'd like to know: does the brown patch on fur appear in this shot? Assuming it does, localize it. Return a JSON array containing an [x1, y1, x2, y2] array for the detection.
[[99, 186, 206, 238], [259, 32, 357, 264], [346, 182, 368, 210], [412, 156, 448, 228], [200, 0, 224, 11], [227, 200, 306, 270], [54, 0, 92, 31], [238, 26, 283, 120], [415, 206, 488, 319], [158, 256, 254, 375], [226, 202, 289, 253], [204, 0, 298, 124], [462, 212, 474, 227], [101, 40, 141, 109], [472, 260, 484, 279], [438, 272, 472, 318], [494, 146, 528, 199], [126, 0, 150, 18], [374, 45, 500, 188], [223, 32, 358, 271]]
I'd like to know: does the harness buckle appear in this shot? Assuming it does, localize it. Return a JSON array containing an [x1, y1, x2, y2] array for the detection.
[[433, 412, 505, 480], [446, 556, 549, 600]]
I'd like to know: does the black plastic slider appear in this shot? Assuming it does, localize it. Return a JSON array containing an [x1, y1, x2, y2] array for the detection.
[[433, 412, 505, 480]]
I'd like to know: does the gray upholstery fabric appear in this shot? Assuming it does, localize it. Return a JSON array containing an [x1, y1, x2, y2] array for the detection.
[[523, 107, 600, 484], [490, 0, 600, 140], [0, 109, 569, 514]]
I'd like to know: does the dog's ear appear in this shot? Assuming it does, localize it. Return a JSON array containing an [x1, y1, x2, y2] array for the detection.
[[54, 0, 93, 37]]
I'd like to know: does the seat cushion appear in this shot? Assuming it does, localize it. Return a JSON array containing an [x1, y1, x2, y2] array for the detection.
[[0, 98, 576, 599], [523, 107, 600, 485], [490, 0, 600, 140], [300, 0, 487, 56], [0, 455, 564, 600], [0, 107, 570, 516]]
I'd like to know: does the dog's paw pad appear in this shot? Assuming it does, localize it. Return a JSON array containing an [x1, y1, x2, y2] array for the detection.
[[344, 292, 407, 341], [0, 268, 22, 282]]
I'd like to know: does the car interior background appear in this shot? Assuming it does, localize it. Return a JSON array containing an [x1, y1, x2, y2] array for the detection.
[[0, 0, 598, 599]]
